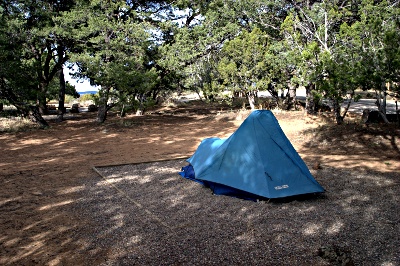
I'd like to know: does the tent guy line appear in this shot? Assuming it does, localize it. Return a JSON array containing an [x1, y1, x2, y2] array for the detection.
[[92, 166, 173, 230], [92, 156, 190, 169]]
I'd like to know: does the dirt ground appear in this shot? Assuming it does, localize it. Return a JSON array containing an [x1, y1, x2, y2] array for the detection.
[[0, 102, 399, 265]]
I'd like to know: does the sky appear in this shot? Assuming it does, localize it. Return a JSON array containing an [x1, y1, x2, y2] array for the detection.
[[63, 65, 100, 93], [62, 8, 191, 93]]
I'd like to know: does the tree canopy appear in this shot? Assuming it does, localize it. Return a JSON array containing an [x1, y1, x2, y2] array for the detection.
[[1, 0, 399, 124]]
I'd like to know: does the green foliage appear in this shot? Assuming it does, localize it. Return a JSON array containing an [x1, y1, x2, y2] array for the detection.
[[0, 0, 78, 125], [279, 0, 400, 122], [329, 0, 400, 119], [218, 27, 269, 93], [46, 80, 80, 101], [66, 0, 160, 119], [1, 0, 400, 124], [64, 95, 76, 104], [79, 93, 97, 103], [0, 5, 37, 105]]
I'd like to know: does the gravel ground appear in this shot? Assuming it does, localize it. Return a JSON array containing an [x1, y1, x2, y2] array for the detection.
[[71, 159, 399, 266]]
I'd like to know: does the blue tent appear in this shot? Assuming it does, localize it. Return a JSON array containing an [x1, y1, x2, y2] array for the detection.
[[179, 110, 325, 199]]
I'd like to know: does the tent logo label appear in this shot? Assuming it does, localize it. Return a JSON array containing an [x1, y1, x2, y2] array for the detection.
[[274, 185, 289, 190]]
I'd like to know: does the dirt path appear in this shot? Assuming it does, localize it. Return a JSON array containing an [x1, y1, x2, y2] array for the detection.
[[0, 108, 399, 265]]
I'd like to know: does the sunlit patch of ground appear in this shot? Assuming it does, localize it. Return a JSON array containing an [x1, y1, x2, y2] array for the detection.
[[0, 101, 399, 265]]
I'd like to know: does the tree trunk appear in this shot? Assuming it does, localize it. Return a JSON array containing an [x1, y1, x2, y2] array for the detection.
[[120, 103, 126, 117], [267, 83, 280, 107], [37, 84, 48, 115], [376, 85, 389, 123], [247, 91, 256, 110], [286, 83, 297, 110], [97, 88, 110, 123], [56, 67, 66, 122], [382, 82, 388, 114], [2, 88, 49, 128], [332, 99, 344, 125], [379, 82, 388, 120], [29, 105, 49, 128], [136, 94, 146, 115], [378, 111, 390, 123], [338, 93, 354, 123], [195, 89, 203, 101], [97, 103, 107, 123], [305, 83, 316, 115]]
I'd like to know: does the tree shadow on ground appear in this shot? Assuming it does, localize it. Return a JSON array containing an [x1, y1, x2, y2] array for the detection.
[[66, 159, 399, 265], [1, 109, 398, 265], [0, 110, 244, 265], [299, 122, 400, 173]]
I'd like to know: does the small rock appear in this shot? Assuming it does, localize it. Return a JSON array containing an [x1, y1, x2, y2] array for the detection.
[[312, 162, 322, 170], [88, 104, 98, 112], [70, 103, 80, 113]]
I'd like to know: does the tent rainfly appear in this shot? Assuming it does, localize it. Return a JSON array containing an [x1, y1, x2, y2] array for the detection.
[[179, 110, 325, 200]]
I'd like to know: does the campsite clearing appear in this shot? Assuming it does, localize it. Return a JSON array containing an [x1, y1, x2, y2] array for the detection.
[[0, 105, 399, 265]]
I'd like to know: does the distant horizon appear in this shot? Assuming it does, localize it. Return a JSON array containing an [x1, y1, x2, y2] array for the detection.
[[78, 90, 98, 95], [64, 65, 100, 93], [67, 78, 99, 93]]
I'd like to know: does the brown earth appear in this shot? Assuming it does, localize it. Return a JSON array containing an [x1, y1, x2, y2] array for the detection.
[[0, 102, 399, 265]]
